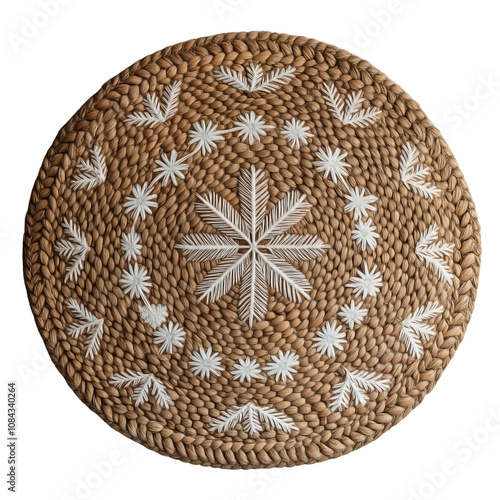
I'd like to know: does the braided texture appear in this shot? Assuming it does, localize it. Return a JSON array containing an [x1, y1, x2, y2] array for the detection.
[[23, 32, 481, 468]]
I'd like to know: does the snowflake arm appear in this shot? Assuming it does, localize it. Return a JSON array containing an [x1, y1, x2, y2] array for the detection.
[[399, 142, 440, 198], [71, 146, 107, 190]]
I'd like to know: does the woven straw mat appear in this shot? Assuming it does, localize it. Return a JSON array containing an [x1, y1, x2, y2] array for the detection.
[[23, 32, 481, 469]]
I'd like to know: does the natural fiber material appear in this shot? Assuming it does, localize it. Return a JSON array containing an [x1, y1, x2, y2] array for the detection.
[[23, 32, 481, 468]]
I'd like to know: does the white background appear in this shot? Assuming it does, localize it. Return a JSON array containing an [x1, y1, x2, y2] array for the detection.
[[1, 1, 499, 499]]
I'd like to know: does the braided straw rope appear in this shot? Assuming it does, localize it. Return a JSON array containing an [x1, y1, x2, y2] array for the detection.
[[23, 32, 481, 468]]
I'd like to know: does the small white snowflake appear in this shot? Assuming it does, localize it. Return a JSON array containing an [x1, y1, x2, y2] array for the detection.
[[231, 357, 263, 383], [233, 111, 274, 144], [153, 150, 189, 186], [120, 263, 152, 299], [351, 218, 380, 251], [313, 321, 346, 358], [121, 228, 142, 261], [124, 182, 158, 223], [189, 347, 223, 379], [339, 300, 368, 329], [344, 187, 378, 221], [153, 322, 186, 354], [139, 304, 168, 328], [188, 121, 225, 155], [281, 118, 313, 149], [264, 350, 299, 382], [313, 147, 350, 187], [346, 262, 383, 299]]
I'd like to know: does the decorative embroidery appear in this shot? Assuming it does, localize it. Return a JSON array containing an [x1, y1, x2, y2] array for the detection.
[[124, 182, 158, 223], [232, 111, 274, 144], [264, 350, 300, 382], [346, 262, 383, 299], [121, 228, 142, 261], [339, 300, 368, 329], [351, 218, 380, 251], [344, 187, 378, 221], [214, 64, 296, 93], [281, 118, 313, 149], [330, 369, 389, 412], [65, 299, 104, 359], [313, 147, 350, 187], [399, 142, 440, 198], [189, 347, 224, 379], [71, 146, 107, 190], [210, 402, 297, 435], [231, 357, 263, 383], [153, 150, 189, 187], [153, 322, 186, 354], [312, 321, 346, 358], [323, 83, 381, 128], [399, 301, 444, 358], [110, 371, 172, 409], [176, 165, 328, 326], [415, 224, 454, 284], [55, 218, 90, 282], [126, 80, 182, 126]]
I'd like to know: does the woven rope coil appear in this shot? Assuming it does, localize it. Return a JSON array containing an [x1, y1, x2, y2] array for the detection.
[[23, 31, 480, 468]]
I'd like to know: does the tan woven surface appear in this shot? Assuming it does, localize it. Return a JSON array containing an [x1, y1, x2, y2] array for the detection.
[[23, 31, 481, 468]]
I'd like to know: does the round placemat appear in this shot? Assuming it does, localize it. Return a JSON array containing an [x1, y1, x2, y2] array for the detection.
[[24, 32, 481, 468]]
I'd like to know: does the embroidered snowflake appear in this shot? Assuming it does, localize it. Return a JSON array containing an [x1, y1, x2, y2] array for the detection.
[[120, 263, 152, 299], [231, 357, 263, 383], [351, 218, 380, 251], [139, 304, 168, 328], [344, 187, 378, 221], [313, 147, 350, 187], [339, 300, 368, 329], [313, 321, 346, 358], [124, 183, 158, 223], [153, 322, 186, 354], [264, 350, 299, 382], [176, 165, 328, 326], [347, 262, 383, 299], [188, 121, 225, 155], [233, 111, 274, 144], [281, 118, 313, 149], [121, 228, 142, 261], [189, 347, 223, 379], [153, 150, 189, 187]]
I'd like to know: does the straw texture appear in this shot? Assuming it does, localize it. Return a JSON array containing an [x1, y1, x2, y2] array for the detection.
[[23, 32, 481, 468]]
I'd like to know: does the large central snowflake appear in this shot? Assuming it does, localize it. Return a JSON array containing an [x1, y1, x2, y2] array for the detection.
[[176, 166, 328, 326]]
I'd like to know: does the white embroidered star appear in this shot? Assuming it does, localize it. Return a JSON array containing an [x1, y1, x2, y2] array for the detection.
[[189, 347, 223, 379], [264, 350, 299, 382], [121, 228, 142, 261], [344, 187, 378, 221], [153, 150, 189, 186], [188, 121, 225, 155], [313, 147, 350, 187], [176, 166, 328, 326], [153, 322, 186, 354], [346, 262, 383, 299], [231, 357, 263, 383], [233, 111, 274, 144], [313, 321, 346, 358], [339, 300, 368, 329], [119, 263, 152, 299], [124, 183, 158, 223], [351, 218, 380, 251], [281, 118, 313, 149]]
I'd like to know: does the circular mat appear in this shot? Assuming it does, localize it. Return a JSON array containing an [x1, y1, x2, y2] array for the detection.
[[24, 32, 481, 468]]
